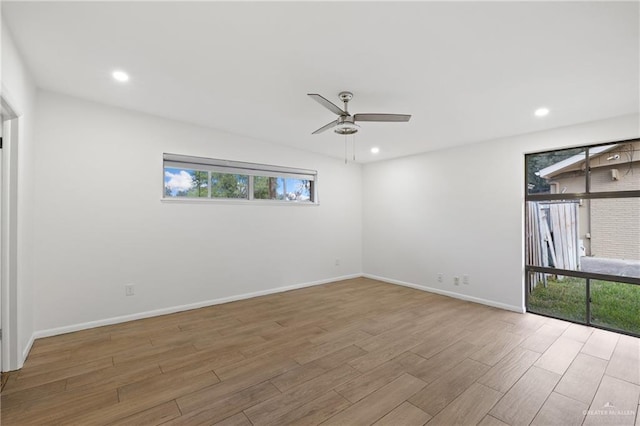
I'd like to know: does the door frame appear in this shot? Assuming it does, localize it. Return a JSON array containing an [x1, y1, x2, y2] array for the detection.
[[1, 92, 20, 372]]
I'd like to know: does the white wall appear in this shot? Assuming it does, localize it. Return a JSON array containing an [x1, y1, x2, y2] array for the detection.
[[1, 19, 38, 368], [18, 74, 640, 357], [32, 91, 362, 335], [29, 90, 640, 338], [362, 114, 640, 312]]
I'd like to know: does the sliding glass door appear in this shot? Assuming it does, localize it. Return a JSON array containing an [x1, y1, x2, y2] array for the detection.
[[525, 139, 640, 336]]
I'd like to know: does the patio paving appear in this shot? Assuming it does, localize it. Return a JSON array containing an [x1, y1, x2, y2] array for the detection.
[[580, 256, 640, 279]]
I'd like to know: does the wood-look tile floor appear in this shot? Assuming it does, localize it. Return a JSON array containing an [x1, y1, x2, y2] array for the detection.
[[2, 278, 639, 425]]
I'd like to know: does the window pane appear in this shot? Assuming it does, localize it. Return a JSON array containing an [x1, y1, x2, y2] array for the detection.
[[253, 176, 280, 200], [527, 147, 585, 195], [527, 273, 586, 323], [527, 199, 640, 279], [164, 167, 209, 198], [590, 280, 640, 335], [253, 176, 312, 202], [588, 142, 640, 193], [210, 173, 248, 199], [283, 177, 312, 201], [586, 198, 640, 278], [526, 201, 582, 272]]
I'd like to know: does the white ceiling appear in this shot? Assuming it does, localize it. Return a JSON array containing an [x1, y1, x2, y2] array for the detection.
[[2, 1, 639, 163]]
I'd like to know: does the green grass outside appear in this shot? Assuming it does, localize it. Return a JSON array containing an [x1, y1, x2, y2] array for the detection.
[[528, 277, 640, 335]]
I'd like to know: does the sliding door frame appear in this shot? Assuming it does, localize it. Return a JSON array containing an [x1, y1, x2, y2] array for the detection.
[[524, 138, 640, 337]]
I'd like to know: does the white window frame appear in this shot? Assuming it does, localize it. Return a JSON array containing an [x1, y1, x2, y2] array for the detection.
[[162, 153, 318, 204]]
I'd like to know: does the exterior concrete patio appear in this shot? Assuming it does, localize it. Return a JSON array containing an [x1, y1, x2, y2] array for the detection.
[[581, 256, 640, 278]]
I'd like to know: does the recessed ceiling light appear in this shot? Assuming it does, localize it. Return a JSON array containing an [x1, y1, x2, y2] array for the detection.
[[112, 70, 130, 82], [370, 147, 380, 154], [534, 107, 549, 117]]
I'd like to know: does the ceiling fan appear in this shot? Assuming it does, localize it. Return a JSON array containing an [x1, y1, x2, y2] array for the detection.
[[308, 91, 411, 135]]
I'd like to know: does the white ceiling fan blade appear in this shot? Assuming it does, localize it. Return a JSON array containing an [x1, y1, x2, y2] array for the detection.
[[354, 113, 411, 122]]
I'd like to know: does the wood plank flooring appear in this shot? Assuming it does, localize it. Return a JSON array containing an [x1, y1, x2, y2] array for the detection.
[[1, 277, 639, 425]]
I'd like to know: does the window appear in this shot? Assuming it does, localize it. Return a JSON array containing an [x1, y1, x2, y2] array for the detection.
[[253, 176, 312, 201], [164, 168, 210, 198], [525, 139, 640, 336], [162, 153, 317, 203], [211, 173, 248, 199]]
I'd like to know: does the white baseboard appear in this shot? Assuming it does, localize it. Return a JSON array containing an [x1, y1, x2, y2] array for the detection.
[[32, 273, 362, 340], [363, 273, 525, 313], [20, 334, 36, 369], [27, 273, 523, 365]]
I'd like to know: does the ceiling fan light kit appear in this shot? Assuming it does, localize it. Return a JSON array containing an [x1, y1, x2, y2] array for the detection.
[[334, 118, 359, 135], [308, 91, 411, 135]]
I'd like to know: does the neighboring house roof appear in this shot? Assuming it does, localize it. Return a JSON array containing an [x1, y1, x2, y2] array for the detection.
[[537, 144, 618, 179]]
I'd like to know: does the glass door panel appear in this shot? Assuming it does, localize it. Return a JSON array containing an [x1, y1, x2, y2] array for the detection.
[[590, 280, 640, 335], [528, 273, 586, 323]]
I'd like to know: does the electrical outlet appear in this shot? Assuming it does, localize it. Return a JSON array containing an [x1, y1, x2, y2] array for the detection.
[[335, 259, 340, 266], [125, 284, 135, 296], [453, 276, 460, 286], [437, 273, 443, 283], [463, 275, 469, 285]]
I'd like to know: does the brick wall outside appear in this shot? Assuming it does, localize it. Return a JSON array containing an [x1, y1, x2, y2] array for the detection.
[[554, 159, 639, 260], [590, 197, 640, 260]]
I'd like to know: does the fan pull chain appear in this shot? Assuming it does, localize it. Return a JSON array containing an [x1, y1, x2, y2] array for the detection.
[[344, 135, 348, 164], [353, 134, 356, 162]]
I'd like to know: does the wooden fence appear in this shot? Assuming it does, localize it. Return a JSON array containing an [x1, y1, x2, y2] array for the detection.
[[527, 201, 580, 290]]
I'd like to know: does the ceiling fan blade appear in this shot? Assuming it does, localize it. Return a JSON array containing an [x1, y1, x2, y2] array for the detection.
[[354, 113, 411, 122], [308, 94, 346, 116], [312, 119, 338, 134]]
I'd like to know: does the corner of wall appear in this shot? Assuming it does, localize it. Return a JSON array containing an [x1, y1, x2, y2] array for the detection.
[[363, 273, 525, 313]]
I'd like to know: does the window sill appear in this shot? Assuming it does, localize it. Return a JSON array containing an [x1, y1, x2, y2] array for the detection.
[[160, 197, 319, 206]]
